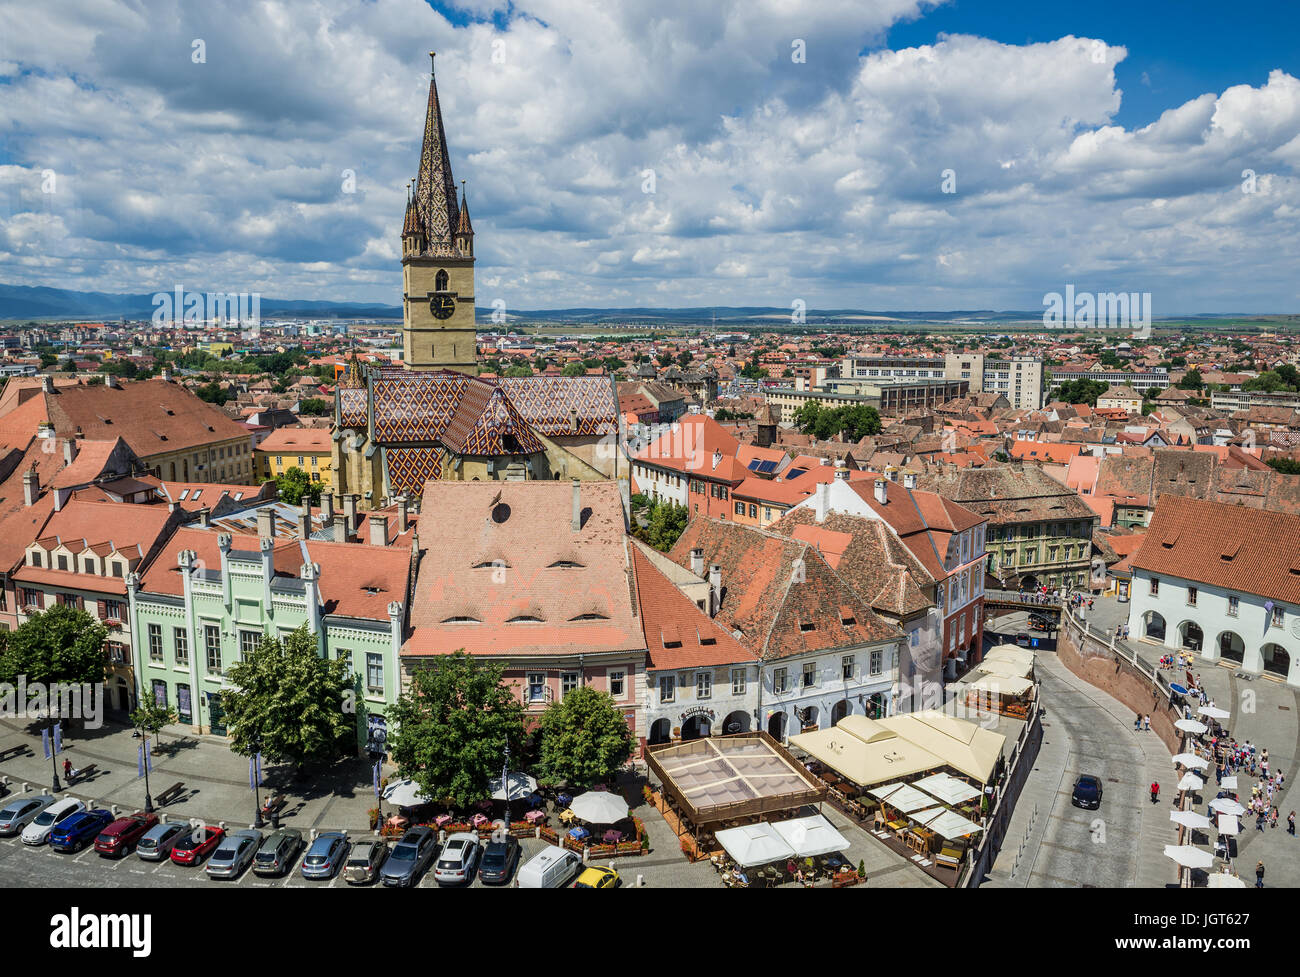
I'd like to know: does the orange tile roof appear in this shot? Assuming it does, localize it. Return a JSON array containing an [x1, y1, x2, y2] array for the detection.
[[631, 545, 755, 670], [256, 427, 333, 453]]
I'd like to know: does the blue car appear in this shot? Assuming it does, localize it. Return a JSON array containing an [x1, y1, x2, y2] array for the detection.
[[50, 809, 114, 853]]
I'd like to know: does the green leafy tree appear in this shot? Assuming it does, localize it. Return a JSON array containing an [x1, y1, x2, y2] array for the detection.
[[195, 381, 229, 404], [267, 466, 322, 506], [1177, 368, 1204, 391], [0, 605, 108, 689], [561, 362, 586, 377], [656, 352, 673, 368], [536, 686, 633, 789], [504, 364, 533, 378], [677, 350, 694, 368], [385, 651, 524, 807], [298, 397, 331, 416], [1242, 370, 1294, 393], [1266, 458, 1300, 475], [1051, 378, 1109, 405], [99, 358, 138, 378], [222, 625, 355, 769], [641, 498, 690, 551], [130, 701, 178, 746]]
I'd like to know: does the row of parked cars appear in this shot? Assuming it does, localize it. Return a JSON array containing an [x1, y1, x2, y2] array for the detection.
[[0, 794, 620, 887]]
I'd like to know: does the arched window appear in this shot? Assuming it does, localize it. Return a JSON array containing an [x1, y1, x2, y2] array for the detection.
[[435, 269, 449, 291]]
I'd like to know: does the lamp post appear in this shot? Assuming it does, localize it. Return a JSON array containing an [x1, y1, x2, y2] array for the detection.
[[251, 736, 264, 829], [48, 715, 61, 792], [502, 742, 511, 830], [138, 721, 155, 813]]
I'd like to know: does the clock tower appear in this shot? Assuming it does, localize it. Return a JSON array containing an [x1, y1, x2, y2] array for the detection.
[[401, 53, 476, 372]]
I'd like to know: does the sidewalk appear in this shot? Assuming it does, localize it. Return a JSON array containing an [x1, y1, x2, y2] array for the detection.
[[0, 717, 376, 831]]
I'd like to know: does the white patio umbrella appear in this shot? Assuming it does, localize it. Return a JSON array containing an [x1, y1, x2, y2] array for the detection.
[[1164, 844, 1215, 869], [1221, 776, 1238, 789], [1172, 753, 1209, 770], [770, 814, 851, 858], [714, 822, 795, 868], [381, 778, 431, 808], [1169, 810, 1213, 830], [1209, 798, 1246, 816], [1175, 719, 1208, 734], [1177, 772, 1204, 792], [1207, 872, 1247, 889], [569, 790, 630, 825], [488, 771, 537, 802], [1198, 705, 1230, 720], [1216, 815, 1240, 835]]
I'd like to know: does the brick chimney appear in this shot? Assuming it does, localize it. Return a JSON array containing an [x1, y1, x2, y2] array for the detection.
[[369, 513, 390, 547]]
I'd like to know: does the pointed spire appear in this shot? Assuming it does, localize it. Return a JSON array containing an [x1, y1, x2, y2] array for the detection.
[[456, 179, 473, 237], [412, 50, 460, 255]]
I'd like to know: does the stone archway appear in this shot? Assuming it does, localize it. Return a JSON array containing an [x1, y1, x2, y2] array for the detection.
[[722, 711, 750, 735], [1217, 631, 1245, 664], [831, 699, 852, 725], [648, 718, 672, 745], [681, 714, 711, 740], [799, 705, 819, 732], [767, 711, 788, 741], [1143, 610, 1166, 642], [1261, 643, 1290, 678], [1178, 621, 1204, 652]]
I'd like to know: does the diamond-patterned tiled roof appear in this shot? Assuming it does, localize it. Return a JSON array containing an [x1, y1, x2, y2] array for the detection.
[[339, 387, 368, 429], [496, 376, 617, 436], [387, 446, 444, 495], [413, 53, 460, 255]]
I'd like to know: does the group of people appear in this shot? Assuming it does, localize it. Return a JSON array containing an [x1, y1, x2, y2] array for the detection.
[[1017, 588, 1057, 606], [1158, 653, 1195, 671]]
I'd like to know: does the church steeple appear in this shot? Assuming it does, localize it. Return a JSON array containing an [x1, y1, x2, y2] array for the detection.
[[412, 51, 461, 257], [455, 179, 474, 257]]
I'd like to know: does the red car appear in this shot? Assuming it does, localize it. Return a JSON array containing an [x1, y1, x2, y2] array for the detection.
[[94, 812, 159, 858], [170, 825, 225, 866]]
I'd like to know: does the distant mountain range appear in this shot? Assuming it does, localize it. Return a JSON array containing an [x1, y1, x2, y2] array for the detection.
[[0, 282, 1279, 326]]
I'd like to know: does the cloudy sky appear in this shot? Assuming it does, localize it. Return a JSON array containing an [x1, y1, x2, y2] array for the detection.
[[1, 0, 1298, 313]]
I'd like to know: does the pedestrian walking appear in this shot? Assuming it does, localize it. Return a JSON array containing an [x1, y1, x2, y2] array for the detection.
[[1144, 715, 1151, 731], [1135, 713, 1142, 732], [1150, 781, 1160, 804], [62, 759, 71, 782], [1288, 811, 1295, 836], [1256, 860, 1265, 888]]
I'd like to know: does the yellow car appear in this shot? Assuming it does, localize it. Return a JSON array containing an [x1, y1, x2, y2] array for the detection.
[[574, 866, 620, 889]]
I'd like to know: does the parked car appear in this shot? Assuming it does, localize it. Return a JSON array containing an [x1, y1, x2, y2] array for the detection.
[[253, 828, 304, 877], [433, 832, 481, 886], [136, 821, 190, 862], [346, 839, 392, 885], [170, 825, 225, 866], [574, 865, 620, 889], [516, 845, 582, 889], [94, 812, 159, 858], [206, 829, 263, 879], [50, 809, 114, 853], [300, 831, 349, 880], [21, 798, 85, 846], [0, 795, 53, 836], [378, 827, 436, 887], [478, 836, 520, 885], [1015, 634, 1032, 647], [1072, 774, 1104, 810]]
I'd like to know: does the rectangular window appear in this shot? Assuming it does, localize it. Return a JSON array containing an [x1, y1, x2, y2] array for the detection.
[[152, 679, 168, 708], [561, 672, 579, 697], [204, 625, 221, 674], [1272, 605, 1285, 628], [148, 623, 163, 663], [1150, 577, 1159, 596], [802, 663, 816, 688], [842, 655, 855, 680], [173, 627, 189, 666], [696, 671, 712, 699], [239, 629, 261, 658], [337, 648, 352, 672], [1187, 586, 1198, 607], [773, 667, 788, 695], [1227, 595, 1239, 617], [608, 670, 626, 699], [731, 668, 746, 696], [659, 675, 675, 703], [734, 501, 745, 516], [527, 673, 545, 703], [870, 649, 883, 676], [366, 653, 384, 694]]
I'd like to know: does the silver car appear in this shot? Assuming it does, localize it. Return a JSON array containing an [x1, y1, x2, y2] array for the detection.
[[136, 821, 190, 861], [206, 829, 263, 879], [433, 832, 481, 886], [300, 831, 349, 880], [253, 828, 304, 877], [0, 795, 53, 836]]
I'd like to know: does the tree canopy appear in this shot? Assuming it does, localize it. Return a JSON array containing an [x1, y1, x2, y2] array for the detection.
[[792, 401, 881, 441], [266, 466, 322, 506], [0, 604, 109, 689], [386, 651, 524, 807], [635, 497, 689, 552], [297, 397, 331, 416], [1051, 378, 1109, 405], [221, 625, 355, 768], [537, 686, 633, 789]]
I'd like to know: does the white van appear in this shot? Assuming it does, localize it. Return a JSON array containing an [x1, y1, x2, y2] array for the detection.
[[21, 797, 85, 846], [516, 845, 582, 889]]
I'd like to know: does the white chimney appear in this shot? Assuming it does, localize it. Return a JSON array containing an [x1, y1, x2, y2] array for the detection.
[[571, 478, 582, 532], [397, 495, 409, 534], [690, 548, 704, 577], [712, 450, 722, 470], [198, 507, 211, 528], [104, 375, 119, 389], [834, 468, 849, 481], [815, 481, 830, 524], [62, 439, 77, 466], [874, 478, 889, 504], [23, 467, 38, 507], [708, 564, 722, 617], [333, 513, 349, 542], [369, 513, 390, 547], [257, 508, 277, 540], [40, 375, 53, 393], [903, 471, 918, 489], [321, 494, 334, 522]]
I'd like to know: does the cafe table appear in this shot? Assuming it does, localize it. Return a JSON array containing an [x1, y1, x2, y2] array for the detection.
[[558, 808, 577, 825], [433, 814, 453, 829], [523, 809, 546, 824], [602, 829, 622, 845], [471, 813, 490, 829], [568, 826, 590, 841]]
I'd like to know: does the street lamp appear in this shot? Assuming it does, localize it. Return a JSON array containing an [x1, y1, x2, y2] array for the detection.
[[48, 714, 61, 792], [251, 735, 264, 829], [502, 742, 511, 829], [137, 720, 155, 813]]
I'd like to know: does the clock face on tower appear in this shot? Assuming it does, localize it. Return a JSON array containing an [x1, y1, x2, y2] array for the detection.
[[430, 293, 456, 320]]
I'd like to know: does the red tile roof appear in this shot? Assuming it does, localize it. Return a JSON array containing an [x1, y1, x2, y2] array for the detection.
[[631, 545, 755, 670]]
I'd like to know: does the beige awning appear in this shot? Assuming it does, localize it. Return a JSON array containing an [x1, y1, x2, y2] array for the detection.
[[964, 674, 1034, 698], [874, 710, 1007, 785], [790, 726, 942, 788], [984, 645, 1036, 667], [975, 659, 1032, 680]]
